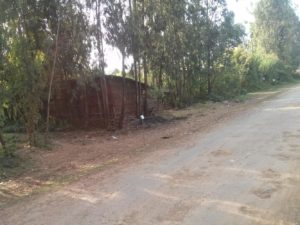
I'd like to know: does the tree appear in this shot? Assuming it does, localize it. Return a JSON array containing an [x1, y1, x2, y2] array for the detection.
[[1, 0, 49, 144], [252, 0, 300, 70], [87, 0, 111, 129], [201, 0, 243, 94], [0, 99, 6, 152], [0, 0, 92, 144], [46, 10, 61, 138], [104, 0, 130, 128]]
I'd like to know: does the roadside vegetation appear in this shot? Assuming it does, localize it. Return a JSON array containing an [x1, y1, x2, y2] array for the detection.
[[0, 0, 300, 168]]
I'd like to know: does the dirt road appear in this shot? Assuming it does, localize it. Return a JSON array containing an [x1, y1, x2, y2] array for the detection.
[[1, 85, 300, 225]]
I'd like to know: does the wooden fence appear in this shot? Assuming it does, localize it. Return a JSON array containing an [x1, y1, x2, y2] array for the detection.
[[49, 75, 148, 129]]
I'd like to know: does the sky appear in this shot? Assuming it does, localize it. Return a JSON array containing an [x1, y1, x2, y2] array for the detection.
[[227, 0, 300, 30], [104, 0, 300, 74]]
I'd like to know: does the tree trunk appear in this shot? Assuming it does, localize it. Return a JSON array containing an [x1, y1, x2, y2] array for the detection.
[[84, 84, 89, 128], [181, 59, 186, 102], [129, 0, 139, 118], [207, 73, 212, 95], [141, 0, 148, 116], [100, 76, 110, 128], [18, 6, 37, 145], [46, 16, 61, 137], [138, 59, 142, 116], [95, 88, 103, 124], [96, 0, 110, 129], [134, 57, 139, 117], [158, 50, 164, 88], [96, 0, 105, 74], [207, 44, 212, 95], [119, 53, 126, 128], [0, 131, 10, 157], [0, 131, 5, 149], [143, 54, 148, 115]]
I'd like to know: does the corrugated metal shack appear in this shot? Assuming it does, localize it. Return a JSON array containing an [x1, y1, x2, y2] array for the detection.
[[50, 75, 148, 129]]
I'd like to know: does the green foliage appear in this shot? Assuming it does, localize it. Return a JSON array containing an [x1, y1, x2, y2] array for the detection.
[[0, 133, 20, 158], [0, 0, 92, 147], [213, 33, 298, 99], [0, 150, 33, 181], [210, 0, 300, 100], [213, 73, 244, 100], [0, 0, 299, 152], [259, 55, 294, 82], [149, 87, 166, 101], [252, 0, 300, 70]]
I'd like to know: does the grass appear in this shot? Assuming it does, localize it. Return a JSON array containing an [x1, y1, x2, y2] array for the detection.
[[0, 131, 54, 176], [0, 133, 33, 180], [0, 153, 34, 181]]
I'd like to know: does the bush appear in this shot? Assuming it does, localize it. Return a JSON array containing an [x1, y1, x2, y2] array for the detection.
[[213, 73, 243, 99], [259, 54, 293, 83], [211, 46, 296, 101], [0, 134, 18, 157]]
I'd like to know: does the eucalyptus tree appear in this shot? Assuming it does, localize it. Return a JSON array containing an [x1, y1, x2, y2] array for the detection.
[[53, 1, 92, 80], [185, 1, 206, 97], [0, 4, 8, 151], [124, 0, 243, 103], [0, 0, 92, 144], [213, 11, 245, 81], [86, 0, 111, 128], [104, 0, 130, 127], [0, 0, 50, 144], [252, 0, 300, 70], [128, 0, 141, 116], [201, 0, 243, 94], [0, 76, 5, 152], [165, 0, 188, 103]]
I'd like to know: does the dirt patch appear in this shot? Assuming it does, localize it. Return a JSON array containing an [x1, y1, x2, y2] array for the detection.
[[170, 168, 206, 185], [239, 206, 261, 217], [120, 211, 139, 225], [157, 201, 194, 223], [252, 182, 282, 199], [210, 149, 232, 157], [288, 144, 300, 148], [273, 153, 291, 161], [261, 169, 281, 179], [270, 164, 300, 224]]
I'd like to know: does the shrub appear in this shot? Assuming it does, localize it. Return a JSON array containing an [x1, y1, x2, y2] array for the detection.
[[211, 46, 295, 101], [213, 73, 243, 99]]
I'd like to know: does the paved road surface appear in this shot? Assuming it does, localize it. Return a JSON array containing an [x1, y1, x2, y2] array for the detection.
[[2, 85, 300, 225]]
